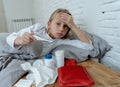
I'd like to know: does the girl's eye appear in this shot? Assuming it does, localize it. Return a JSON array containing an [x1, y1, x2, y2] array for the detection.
[[64, 25, 69, 29], [56, 23, 61, 26]]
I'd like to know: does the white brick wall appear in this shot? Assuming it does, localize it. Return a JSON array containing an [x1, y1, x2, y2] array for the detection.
[[97, 0, 120, 70], [34, 0, 85, 28], [33, 0, 120, 70]]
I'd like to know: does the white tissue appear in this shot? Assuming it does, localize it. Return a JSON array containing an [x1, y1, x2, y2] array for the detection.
[[21, 59, 58, 87], [21, 62, 32, 71], [26, 73, 34, 81], [33, 59, 44, 68], [30, 67, 41, 86], [37, 66, 58, 87], [21, 62, 41, 86], [33, 59, 58, 87], [15, 79, 33, 87]]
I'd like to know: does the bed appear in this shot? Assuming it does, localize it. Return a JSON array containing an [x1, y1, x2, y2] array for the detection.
[[0, 32, 112, 87]]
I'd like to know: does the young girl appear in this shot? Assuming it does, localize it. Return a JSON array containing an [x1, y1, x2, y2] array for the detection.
[[7, 8, 92, 54]]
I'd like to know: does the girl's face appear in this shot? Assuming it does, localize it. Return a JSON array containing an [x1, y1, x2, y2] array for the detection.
[[47, 13, 69, 39]]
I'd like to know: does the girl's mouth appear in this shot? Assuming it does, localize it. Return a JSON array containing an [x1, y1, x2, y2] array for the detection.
[[57, 33, 63, 36]]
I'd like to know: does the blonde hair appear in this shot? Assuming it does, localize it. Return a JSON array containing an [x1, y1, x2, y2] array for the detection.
[[49, 8, 71, 22], [48, 8, 74, 39]]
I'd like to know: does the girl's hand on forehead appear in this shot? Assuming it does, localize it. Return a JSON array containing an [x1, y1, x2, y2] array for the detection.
[[60, 13, 75, 28]]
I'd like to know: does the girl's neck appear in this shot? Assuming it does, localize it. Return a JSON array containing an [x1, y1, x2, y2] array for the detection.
[[47, 30, 55, 39]]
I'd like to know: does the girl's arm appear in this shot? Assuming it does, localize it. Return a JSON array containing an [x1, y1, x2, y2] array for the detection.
[[7, 27, 34, 48], [69, 24, 90, 44], [60, 13, 90, 44], [6, 23, 43, 48]]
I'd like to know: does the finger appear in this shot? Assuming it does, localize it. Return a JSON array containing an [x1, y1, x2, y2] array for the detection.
[[22, 38, 31, 45], [60, 15, 67, 21], [60, 17, 68, 24], [23, 37, 29, 43], [60, 15, 67, 19], [61, 13, 69, 18], [61, 13, 73, 20], [25, 34, 35, 43], [26, 33, 35, 41], [60, 15, 69, 22], [61, 16, 67, 19]]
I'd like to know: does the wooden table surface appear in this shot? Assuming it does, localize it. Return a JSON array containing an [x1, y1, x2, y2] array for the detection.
[[78, 59, 120, 87], [13, 59, 120, 87]]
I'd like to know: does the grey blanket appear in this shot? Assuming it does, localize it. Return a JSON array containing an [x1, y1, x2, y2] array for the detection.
[[0, 39, 43, 87], [86, 32, 112, 61], [0, 40, 43, 71], [0, 32, 112, 87]]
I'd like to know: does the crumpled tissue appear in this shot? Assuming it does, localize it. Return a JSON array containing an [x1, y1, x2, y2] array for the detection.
[[21, 59, 57, 87]]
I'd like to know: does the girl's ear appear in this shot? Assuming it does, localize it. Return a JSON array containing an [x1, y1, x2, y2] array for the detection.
[[47, 21, 51, 29]]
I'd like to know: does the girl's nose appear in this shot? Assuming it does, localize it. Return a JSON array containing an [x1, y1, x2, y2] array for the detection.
[[59, 26, 64, 31]]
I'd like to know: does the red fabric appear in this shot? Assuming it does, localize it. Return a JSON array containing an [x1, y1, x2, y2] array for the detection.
[[57, 59, 95, 87]]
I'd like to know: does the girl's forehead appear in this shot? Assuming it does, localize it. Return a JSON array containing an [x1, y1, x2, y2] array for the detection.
[[54, 12, 64, 18], [53, 13, 61, 20], [55, 13, 61, 17]]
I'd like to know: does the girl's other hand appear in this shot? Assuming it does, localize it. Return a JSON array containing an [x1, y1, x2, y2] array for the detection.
[[14, 32, 36, 46], [60, 13, 90, 44], [60, 13, 75, 29]]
